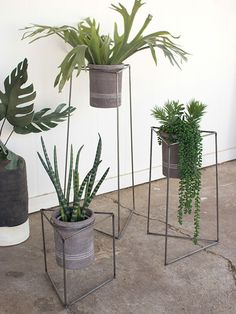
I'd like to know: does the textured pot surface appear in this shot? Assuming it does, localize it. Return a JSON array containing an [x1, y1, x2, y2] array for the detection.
[[161, 133, 180, 179], [51, 209, 95, 270], [89, 64, 124, 108], [0, 157, 28, 227]]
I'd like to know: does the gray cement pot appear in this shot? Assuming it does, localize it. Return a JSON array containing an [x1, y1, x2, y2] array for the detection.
[[161, 133, 180, 179], [51, 209, 95, 270], [0, 156, 29, 246], [88, 64, 125, 108]]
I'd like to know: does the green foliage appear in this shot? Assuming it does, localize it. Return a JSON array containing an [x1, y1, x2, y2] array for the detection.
[[151, 100, 207, 244], [22, 0, 188, 91], [38, 135, 109, 222], [0, 59, 75, 170], [0, 58, 36, 128], [0, 141, 19, 170], [14, 103, 76, 134]]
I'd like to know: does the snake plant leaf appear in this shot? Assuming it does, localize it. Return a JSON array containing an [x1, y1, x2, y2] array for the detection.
[[0, 59, 36, 128], [85, 134, 102, 197], [83, 166, 110, 208], [38, 137, 68, 213], [72, 145, 84, 207], [14, 103, 76, 134]]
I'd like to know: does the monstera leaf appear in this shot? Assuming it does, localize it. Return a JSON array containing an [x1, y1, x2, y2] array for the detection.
[[14, 103, 76, 134], [0, 58, 36, 127]]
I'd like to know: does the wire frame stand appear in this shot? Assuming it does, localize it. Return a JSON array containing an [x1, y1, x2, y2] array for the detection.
[[41, 209, 116, 307], [147, 128, 219, 265], [87, 64, 135, 239]]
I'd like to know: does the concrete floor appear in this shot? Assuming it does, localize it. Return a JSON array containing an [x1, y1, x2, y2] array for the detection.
[[1, 160, 236, 314]]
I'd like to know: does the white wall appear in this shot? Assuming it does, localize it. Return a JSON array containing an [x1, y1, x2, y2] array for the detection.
[[1, 0, 236, 212]]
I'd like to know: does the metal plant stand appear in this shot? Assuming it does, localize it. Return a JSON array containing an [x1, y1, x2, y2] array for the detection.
[[41, 209, 116, 307], [147, 128, 219, 265], [87, 64, 135, 239]]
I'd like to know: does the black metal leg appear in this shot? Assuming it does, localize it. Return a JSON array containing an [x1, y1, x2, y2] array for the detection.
[[215, 132, 220, 242], [116, 86, 121, 236], [164, 144, 171, 266], [64, 77, 73, 194], [128, 65, 135, 211], [95, 65, 135, 239], [147, 128, 154, 234]]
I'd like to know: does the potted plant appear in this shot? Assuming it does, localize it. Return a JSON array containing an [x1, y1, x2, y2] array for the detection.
[[151, 100, 207, 244], [38, 135, 109, 269], [0, 58, 75, 246], [22, 0, 188, 108]]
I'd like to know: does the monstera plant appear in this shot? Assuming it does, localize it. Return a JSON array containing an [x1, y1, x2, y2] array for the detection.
[[0, 58, 75, 246]]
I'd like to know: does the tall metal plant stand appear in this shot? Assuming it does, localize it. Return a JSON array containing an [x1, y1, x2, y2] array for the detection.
[[147, 128, 219, 265], [41, 209, 116, 307], [88, 64, 135, 239]]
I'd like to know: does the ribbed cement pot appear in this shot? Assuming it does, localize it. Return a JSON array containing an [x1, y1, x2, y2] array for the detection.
[[161, 133, 180, 179], [88, 64, 125, 108], [51, 209, 95, 270], [0, 156, 29, 246]]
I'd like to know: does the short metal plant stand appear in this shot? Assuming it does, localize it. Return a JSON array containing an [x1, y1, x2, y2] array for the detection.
[[87, 64, 135, 239], [147, 128, 219, 265], [41, 209, 116, 307]]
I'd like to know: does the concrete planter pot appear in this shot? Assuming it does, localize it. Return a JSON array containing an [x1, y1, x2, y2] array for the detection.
[[0, 156, 29, 246], [161, 133, 180, 179], [51, 208, 95, 270], [88, 64, 125, 108]]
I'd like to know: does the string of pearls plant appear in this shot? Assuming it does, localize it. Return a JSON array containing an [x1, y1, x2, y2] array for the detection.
[[151, 100, 206, 244]]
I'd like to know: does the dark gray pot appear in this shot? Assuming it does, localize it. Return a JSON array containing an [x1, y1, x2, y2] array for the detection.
[[88, 64, 125, 108], [0, 156, 28, 227], [51, 209, 95, 270], [161, 133, 180, 179]]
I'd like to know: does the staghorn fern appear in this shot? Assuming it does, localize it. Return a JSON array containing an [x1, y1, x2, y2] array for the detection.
[[22, 0, 188, 91], [38, 135, 109, 222]]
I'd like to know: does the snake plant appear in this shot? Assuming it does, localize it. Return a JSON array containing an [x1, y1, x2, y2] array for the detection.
[[22, 0, 188, 91], [38, 135, 109, 222], [0, 59, 75, 170]]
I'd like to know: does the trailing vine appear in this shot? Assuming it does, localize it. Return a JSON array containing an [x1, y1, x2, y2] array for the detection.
[[151, 100, 206, 244]]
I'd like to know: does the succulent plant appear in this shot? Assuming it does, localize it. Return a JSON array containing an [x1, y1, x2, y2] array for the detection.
[[152, 100, 206, 243]]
